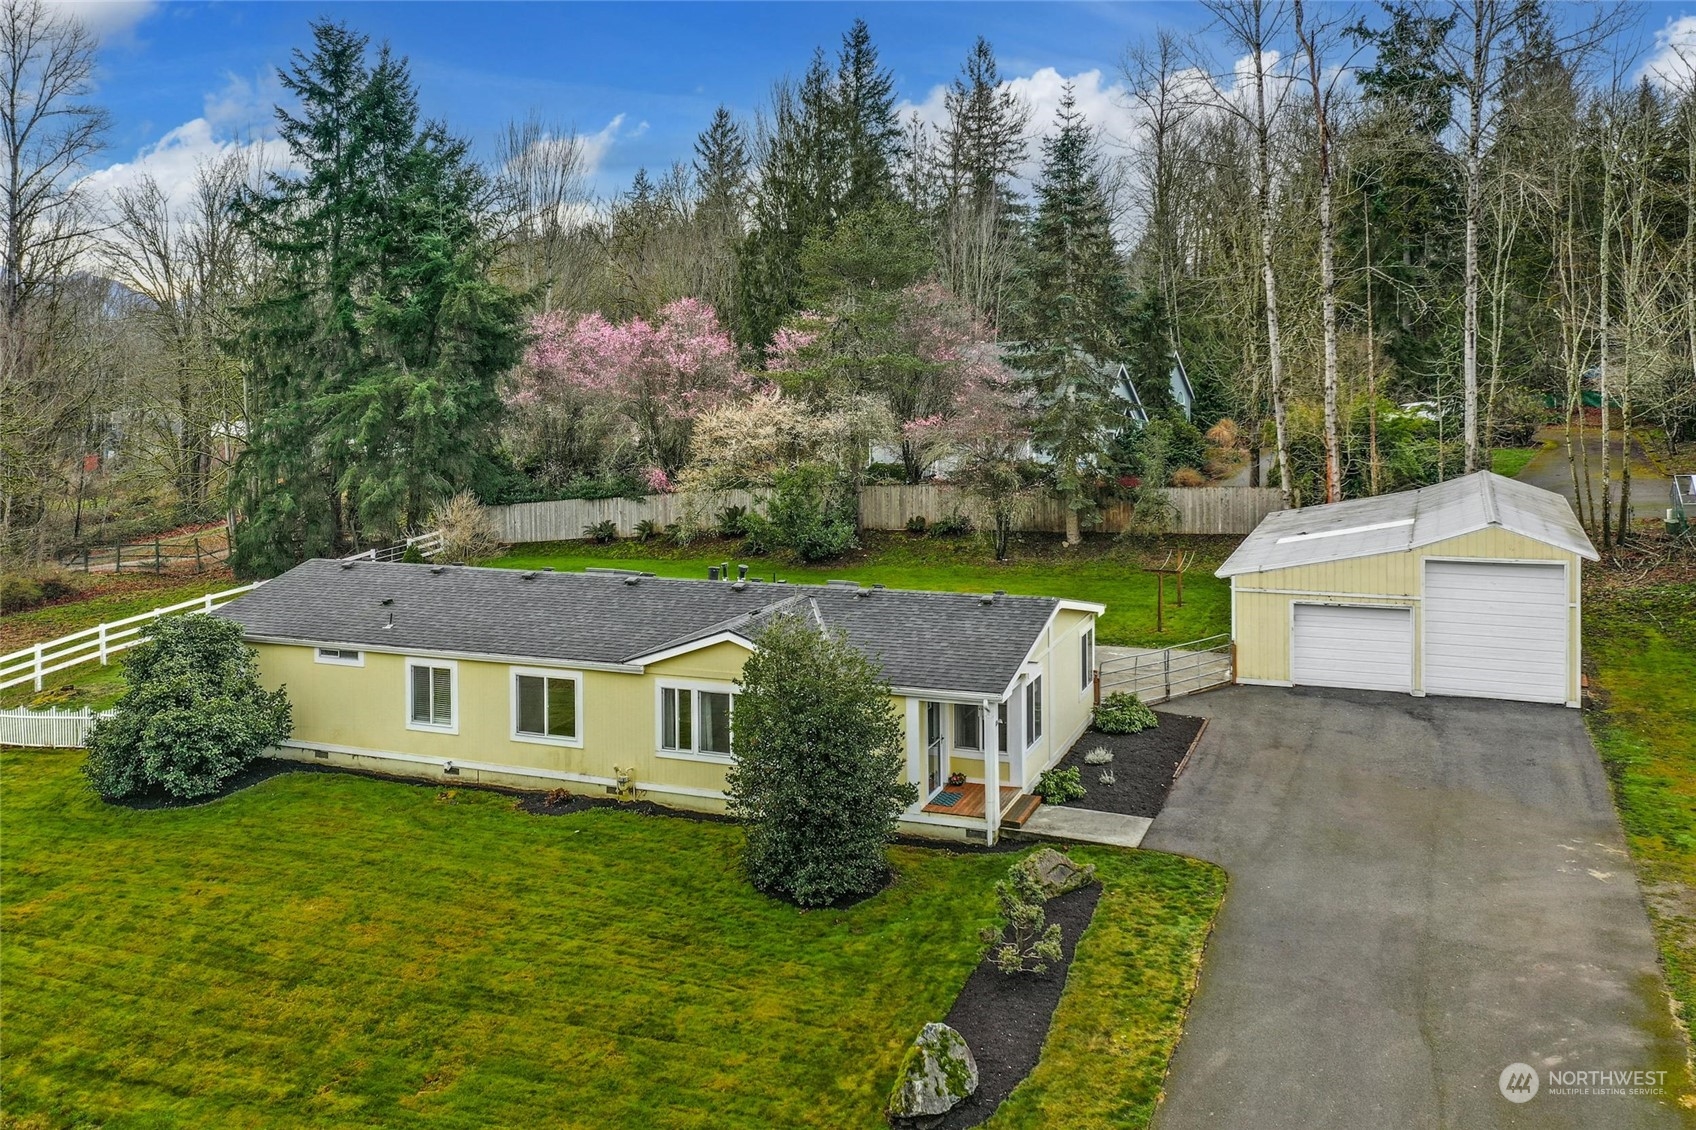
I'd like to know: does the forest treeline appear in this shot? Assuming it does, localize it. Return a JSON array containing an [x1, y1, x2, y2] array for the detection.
[[2, 0, 1692, 576]]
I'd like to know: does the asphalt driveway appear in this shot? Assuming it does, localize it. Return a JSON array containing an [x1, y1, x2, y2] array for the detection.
[[1145, 685, 1691, 1130]]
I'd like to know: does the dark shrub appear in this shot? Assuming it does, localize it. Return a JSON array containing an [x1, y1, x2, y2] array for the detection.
[[1094, 692, 1159, 734], [1034, 766, 1085, 804], [83, 616, 292, 801], [725, 615, 916, 906]]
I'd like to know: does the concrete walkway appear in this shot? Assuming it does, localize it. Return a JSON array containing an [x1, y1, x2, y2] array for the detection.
[[1014, 805, 1151, 847], [1146, 686, 1689, 1130]]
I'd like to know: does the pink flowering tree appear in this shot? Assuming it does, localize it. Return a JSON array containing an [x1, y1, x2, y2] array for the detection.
[[512, 298, 754, 476], [766, 283, 1013, 483]]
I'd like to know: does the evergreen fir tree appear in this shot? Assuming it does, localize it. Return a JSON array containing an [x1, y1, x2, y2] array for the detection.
[[230, 21, 522, 576], [1012, 87, 1131, 545], [834, 18, 901, 213], [941, 37, 1028, 214]]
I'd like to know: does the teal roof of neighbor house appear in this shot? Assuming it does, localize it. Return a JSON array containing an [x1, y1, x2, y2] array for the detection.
[[216, 559, 1089, 698]]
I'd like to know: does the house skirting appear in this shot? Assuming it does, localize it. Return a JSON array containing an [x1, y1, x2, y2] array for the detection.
[[270, 741, 976, 843]]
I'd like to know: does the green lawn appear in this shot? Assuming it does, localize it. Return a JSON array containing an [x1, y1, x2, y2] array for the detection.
[[1585, 581, 1696, 1034], [1, 575, 240, 711], [494, 532, 1236, 649], [1, 749, 1225, 1129], [0, 574, 237, 652], [1490, 444, 1548, 479]]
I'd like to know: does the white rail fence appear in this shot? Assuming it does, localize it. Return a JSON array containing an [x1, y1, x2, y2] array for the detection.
[[342, 530, 444, 563], [1098, 634, 1235, 705], [487, 485, 1281, 544], [0, 583, 263, 694], [0, 707, 114, 748]]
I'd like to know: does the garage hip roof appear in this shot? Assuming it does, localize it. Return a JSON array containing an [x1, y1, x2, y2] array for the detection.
[[215, 559, 1080, 698], [1215, 471, 1598, 578]]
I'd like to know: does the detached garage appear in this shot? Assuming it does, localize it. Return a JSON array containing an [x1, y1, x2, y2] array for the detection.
[[1218, 471, 1598, 706]]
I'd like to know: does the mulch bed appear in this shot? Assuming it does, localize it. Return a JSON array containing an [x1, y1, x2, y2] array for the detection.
[[1049, 710, 1205, 818], [911, 881, 1104, 1129]]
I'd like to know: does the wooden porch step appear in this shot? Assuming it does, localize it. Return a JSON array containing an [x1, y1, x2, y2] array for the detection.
[[1002, 794, 1043, 830]]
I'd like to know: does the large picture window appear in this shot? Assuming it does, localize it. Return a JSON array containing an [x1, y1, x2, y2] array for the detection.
[[407, 660, 456, 731], [660, 685, 734, 759], [513, 670, 581, 746]]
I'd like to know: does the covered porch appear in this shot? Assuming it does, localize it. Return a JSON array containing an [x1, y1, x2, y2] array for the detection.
[[921, 781, 1042, 827]]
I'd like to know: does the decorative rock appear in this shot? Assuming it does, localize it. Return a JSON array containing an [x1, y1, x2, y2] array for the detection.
[[887, 1022, 978, 1124], [1019, 847, 1097, 900]]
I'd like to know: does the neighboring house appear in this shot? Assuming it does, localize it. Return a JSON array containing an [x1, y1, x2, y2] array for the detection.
[[1218, 470, 1597, 707], [1116, 356, 1197, 425], [214, 561, 1103, 844]]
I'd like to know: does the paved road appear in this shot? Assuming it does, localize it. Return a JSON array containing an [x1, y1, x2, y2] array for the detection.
[[1145, 685, 1690, 1130], [1518, 430, 1670, 526]]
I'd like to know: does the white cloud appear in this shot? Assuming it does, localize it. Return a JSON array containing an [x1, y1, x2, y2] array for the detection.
[[80, 72, 280, 209], [580, 113, 648, 176], [1640, 14, 1696, 91], [45, 0, 155, 38]]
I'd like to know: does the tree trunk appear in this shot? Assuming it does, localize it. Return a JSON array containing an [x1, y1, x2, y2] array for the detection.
[[1297, 0, 1341, 502], [1250, 29, 1294, 509], [1064, 505, 1081, 547], [1461, 12, 1484, 475]]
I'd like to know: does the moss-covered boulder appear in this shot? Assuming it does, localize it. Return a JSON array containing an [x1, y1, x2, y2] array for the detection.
[[887, 1021, 978, 1124], [1018, 847, 1097, 900]]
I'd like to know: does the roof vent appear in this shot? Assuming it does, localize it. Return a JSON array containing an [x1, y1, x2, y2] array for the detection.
[[381, 597, 394, 606], [737, 564, 749, 580], [340, 561, 356, 570], [732, 580, 747, 592], [429, 566, 445, 575], [872, 584, 885, 590], [708, 566, 721, 581], [855, 587, 872, 598], [543, 566, 555, 572], [993, 590, 1006, 597], [624, 575, 641, 586], [521, 571, 537, 580], [979, 595, 994, 606]]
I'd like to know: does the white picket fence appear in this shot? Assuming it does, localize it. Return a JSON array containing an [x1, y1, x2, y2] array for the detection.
[[0, 582, 264, 694], [0, 706, 115, 748]]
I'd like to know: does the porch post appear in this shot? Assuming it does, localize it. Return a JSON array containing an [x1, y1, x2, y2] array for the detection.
[[904, 699, 922, 808], [984, 722, 1002, 847]]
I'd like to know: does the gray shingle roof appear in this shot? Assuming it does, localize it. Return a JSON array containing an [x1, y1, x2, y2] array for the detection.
[[1216, 471, 1598, 578], [214, 559, 1063, 698]]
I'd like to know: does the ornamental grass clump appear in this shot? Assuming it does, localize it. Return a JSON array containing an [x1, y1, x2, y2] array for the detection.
[[83, 616, 292, 802], [1094, 691, 1159, 734]]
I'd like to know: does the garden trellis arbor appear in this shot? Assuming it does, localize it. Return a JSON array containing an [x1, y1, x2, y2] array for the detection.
[[1143, 551, 1193, 634]]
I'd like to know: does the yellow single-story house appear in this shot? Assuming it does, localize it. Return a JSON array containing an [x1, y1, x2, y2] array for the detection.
[[1217, 470, 1597, 707], [215, 560, 1103, 844]]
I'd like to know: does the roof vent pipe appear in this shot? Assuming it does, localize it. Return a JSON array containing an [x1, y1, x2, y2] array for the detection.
[[720, 562, 730, 580], [738, 564, 749, 580], [708, 566, 721, 581], [993, 589, 1006, 597]]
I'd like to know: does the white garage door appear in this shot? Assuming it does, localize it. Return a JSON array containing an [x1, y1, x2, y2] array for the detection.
[[1424, 561, 1568, 703], [1291, 603, 1414, 692]]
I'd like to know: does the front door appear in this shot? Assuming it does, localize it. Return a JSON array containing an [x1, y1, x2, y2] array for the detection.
[[925, 702, 945, 793]]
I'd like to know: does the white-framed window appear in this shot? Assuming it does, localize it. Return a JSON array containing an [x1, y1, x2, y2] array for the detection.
[[407, 659, 457, 733], [953, 703, 983, 752], [511, 667, 583, 747], [315, 646, 363, 667], [1080, 628, 1095, 691], [657, 682, 735, 761], [1024, 675, 1043, 746]]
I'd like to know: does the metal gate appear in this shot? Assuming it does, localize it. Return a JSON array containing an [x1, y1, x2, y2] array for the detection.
[[1097, 634, 1233, 705]]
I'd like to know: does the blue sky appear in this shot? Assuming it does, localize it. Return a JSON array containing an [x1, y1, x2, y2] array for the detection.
[[75, 1, 1696, 206]]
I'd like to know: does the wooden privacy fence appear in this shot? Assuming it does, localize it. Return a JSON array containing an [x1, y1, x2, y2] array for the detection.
[[0, 582, 263, 694], [0, 707, 115, 749], [487, 485, 1281, 544]]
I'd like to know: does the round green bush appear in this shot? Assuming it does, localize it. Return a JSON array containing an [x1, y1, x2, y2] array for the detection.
[[1094, 691, 1158, 734]]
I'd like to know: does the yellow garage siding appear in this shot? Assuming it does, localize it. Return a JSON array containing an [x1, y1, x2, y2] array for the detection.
[[1230, 527, 1583, 704]]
